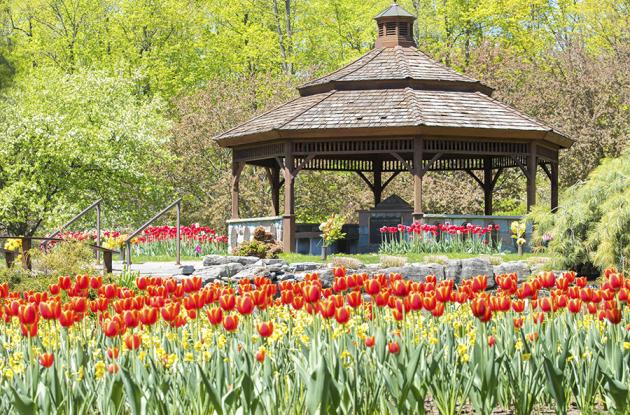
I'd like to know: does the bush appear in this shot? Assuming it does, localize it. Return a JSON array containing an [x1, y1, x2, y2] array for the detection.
[[235, 226, 283, 259], [331, 256, 364, 270], [30, 240, 96, 276], [0, 267, 57, 292], [379, 255, 408, 268], [529, 150, 630, 274]]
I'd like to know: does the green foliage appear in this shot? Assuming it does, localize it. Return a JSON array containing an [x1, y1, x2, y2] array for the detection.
[[235, 226, 283, 259], [0, 69, 172, 235], [319, 213, 347, 247], [529, 150, 630, 272], [0, 267, 56, 292], [30, 241, 95, 277]]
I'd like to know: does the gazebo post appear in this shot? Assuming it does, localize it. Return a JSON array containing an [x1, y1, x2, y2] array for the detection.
[[282, 144, 296, 252], [412, 137, 424, 222], [550, 162, 559, 212], [266, 166, 281, 216], [373, 159, 383, 206], [231, 159, 245, 219], [483, 156, 493, 215], [527, 143, 537, 212]]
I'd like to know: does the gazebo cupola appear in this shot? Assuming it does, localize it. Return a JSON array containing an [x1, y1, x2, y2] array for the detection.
[[215, 2, 573, 254], [374, 2, 416, 48]]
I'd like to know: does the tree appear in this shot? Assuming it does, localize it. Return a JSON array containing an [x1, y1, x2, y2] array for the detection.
[[0, 68, 172, 236]]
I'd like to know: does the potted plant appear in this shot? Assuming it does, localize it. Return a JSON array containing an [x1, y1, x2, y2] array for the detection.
[[510, 220, 527, 256], [319, 214, 346, 260]]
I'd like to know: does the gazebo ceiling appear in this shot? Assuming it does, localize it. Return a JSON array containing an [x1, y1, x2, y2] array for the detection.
[[214, 3, 572, 150]]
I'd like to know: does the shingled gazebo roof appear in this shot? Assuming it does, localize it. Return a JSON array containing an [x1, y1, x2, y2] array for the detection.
[[219, 3, 571, 254], [214, 5, 571, 149]]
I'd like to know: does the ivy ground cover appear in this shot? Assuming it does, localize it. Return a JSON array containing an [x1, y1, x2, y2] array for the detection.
[[0, 269, 628, 414]]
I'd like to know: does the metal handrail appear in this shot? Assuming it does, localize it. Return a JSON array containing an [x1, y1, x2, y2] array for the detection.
[[124, 198, 182, 267], [43, 199, 102, 262]]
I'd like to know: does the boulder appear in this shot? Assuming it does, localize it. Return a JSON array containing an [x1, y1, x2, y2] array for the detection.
[[289, 262, 322, 272], [493, 261, 531, 282], [179, 265, 195, 276], [254, 258, 288, 267], [403, 263, 445, 282], [198, 263, 244, 283], [229, 266, 271, 281], [203, 255, 259, 267], [444, 259, 462, 283], [460, 258, 495, 288]]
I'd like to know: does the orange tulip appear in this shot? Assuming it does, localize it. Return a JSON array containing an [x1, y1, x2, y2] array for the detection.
[[206, 307, 223, 325], [124, 334, 142, 350], [39, 353, 54, 368], [236, 295, 255, 315], [470, 296, 492, 322], [107, 347, 120, 359], [388, 341, 400, 354], [255, 347, 266, 362], [346, 290, 362, 308], [364, 336, 375, 348]]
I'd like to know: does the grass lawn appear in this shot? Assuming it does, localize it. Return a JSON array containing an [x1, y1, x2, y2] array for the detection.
[[279, 252, 555, 266], [117, 251, 557, 269]]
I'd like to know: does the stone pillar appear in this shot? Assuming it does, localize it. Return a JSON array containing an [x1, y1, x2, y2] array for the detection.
[[550, 162, 559, 213], [412, 137, 424, 222], [282, 144, 296, 253], [483, 156, 493, 216], [526, 143, 537, 212]]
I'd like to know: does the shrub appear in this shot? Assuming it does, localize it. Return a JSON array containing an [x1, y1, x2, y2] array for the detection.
[[0, 267, 57, 292], [235, 226, 282, 259], [30, 240, 96, 276], [379, 255, 408, 268], [331, 256, 364, 270], [422, 254, 449, 265], [529, 150, 630, 274]]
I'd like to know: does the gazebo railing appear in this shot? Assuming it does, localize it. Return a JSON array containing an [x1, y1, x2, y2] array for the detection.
[[124, 198, 182, 267]]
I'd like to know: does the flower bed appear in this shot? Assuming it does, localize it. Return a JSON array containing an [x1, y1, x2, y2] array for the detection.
[[53, 224, 228, 257], [380, 222, 502, 255], [0, 269, 628, 414]]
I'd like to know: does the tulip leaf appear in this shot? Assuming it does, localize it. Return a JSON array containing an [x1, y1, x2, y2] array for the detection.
[[121, 368, 146, 415], [9, 386, 37, 415], [197, 364, 223, 415]]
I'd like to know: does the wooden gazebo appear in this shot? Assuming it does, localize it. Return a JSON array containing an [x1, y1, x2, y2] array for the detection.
[[215, 3, 572, 253]]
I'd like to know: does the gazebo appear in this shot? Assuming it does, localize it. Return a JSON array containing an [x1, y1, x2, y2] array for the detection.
[[215, 3, 572, 254]]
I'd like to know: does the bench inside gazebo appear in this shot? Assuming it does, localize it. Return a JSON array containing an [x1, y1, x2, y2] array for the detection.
[[214, 3, 572, 255]]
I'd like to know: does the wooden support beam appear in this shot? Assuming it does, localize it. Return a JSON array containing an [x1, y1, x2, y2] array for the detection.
[[282, 144, 296, 253], [373, 159, 383, 206], [550, 162, 559, 213], [527, 143, 537, 212], [540, 162, 552, 180], [265, 167, 281, 216], [389, 152, 413, 173], [412, 137, 424, 221], [483, 156, 493, 215], [419, 152, 444, 175], [382, 171, 400, 189], [355, 171, 375, 191], [231, 160, 245, 219], [464, 169, 484, 189], [491, 168, 503, 188]]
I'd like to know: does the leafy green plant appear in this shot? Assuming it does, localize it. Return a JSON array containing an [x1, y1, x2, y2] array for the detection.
[[529, 150, 630, 273], [30, 241, 95, 276]]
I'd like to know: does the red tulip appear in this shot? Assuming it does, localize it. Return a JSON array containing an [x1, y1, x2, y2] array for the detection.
[[568, 299, 582, 314], [303, 284, 322, 303], [256, 348, 266, 362], [388, 341, 400, 354], [18, 303, 38, 325], [21, 323, 38, 337], [39, 353, 54, 368], [107, 347, 120, 359], [488, 336, 496, 347], [206, 307, 223, 326], [470, 296, 492, 322], [107, 363, 119, 374], [236, 295, 255, 315], [257, 321, 274, 338], [220, 294, 235, 311], [365, 336, 375, 348], [346, 291, 362, 308], [124, 334, 142, 350], [334, 306, 351, 324], [58, 310, 75, 328], [223, 314, 239, 332], [606, 308, 622, 325]]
